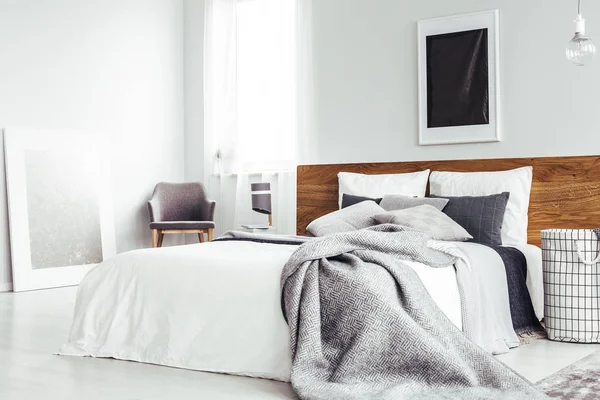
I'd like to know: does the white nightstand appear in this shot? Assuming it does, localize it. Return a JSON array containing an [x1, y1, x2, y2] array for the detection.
[[240, 225, 277, 235]]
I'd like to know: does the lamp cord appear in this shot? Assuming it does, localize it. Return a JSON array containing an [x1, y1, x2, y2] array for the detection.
[[578, 0, 582, 15]]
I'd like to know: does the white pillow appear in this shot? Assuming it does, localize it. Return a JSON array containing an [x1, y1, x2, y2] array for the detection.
[[429, 167, 533, 245], [338, 170, 430, 208], [374, 205, 473, 242]]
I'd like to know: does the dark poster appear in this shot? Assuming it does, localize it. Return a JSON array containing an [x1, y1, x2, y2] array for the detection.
[[426, 29, 489, 129]]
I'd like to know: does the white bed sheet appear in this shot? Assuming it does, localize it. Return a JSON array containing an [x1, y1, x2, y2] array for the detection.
[[58, 238, 522, 381], [60, 242, 297, 381]]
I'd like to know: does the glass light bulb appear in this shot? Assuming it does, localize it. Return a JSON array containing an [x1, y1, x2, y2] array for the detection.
[[566, 33, 596, 66]]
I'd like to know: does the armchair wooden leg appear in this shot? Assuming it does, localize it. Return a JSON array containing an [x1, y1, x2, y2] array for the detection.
[[198, 232, 205, 243], [152, 229, 159, 248], [157, 231, 164, 248], [208, 228, 214, 241]]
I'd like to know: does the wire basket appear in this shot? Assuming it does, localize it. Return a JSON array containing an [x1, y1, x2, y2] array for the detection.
[[542, 229, 600, 343]]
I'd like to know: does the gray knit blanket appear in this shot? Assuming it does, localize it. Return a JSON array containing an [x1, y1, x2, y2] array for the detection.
[[280, 225, 548, 400]]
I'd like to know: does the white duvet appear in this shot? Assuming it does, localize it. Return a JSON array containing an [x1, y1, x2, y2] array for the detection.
[[58, 239, 543, 382]]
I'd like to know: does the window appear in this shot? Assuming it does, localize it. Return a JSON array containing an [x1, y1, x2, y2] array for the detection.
[[235, 0, 297, 172], [204, 0, 308, 234]]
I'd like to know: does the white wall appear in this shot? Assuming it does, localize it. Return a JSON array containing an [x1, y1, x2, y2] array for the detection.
[[184, 0, 206, 182], [0, 0, 185, 291], [183, 0, 206, 244], [181, 0, 600, 167], [303, 0, 600, 165]]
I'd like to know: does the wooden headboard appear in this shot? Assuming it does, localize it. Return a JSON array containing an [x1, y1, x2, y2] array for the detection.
[[297, 156, 600, 247]]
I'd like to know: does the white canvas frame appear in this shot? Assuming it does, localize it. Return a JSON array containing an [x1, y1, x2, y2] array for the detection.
[[418, 10, 500, 146], [4, 128, 116, 292]]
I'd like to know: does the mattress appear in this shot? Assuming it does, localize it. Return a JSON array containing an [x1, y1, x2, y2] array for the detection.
[[58, 239, 539, 381]]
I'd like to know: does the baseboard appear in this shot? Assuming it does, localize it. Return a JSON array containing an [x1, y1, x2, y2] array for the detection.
[[0, 282, 13, 292]]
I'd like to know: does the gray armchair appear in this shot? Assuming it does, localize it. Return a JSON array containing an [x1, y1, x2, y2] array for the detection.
[[147, 182, 216, 248]]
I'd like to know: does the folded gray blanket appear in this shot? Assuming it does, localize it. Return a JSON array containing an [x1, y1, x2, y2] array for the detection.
[[281, 225, 548, 400]]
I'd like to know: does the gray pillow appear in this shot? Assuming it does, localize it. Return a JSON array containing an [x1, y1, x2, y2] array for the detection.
[[307, 201, 385, 237], [430, 192, 510, 246], [374, 205, 473, 242], [380, 195, 449, 212]]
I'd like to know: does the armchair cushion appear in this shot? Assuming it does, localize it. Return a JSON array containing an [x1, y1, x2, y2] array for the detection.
[[150, 221, 216, 231]]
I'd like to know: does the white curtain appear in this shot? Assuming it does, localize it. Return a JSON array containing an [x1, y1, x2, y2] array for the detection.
[[204, 0, 312, 236]]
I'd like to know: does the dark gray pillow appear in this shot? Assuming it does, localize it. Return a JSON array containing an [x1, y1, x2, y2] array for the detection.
[[430, 192, 510, 246], [341, 194, 382, 209], [380, 195, 449, 212]]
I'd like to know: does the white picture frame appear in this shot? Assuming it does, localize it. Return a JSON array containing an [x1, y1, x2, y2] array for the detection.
[[4, 128, 116, 292], [418, 10, 500, 146]]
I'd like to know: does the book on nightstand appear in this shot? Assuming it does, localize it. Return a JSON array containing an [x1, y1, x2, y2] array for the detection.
[[240, 225, 277, 234]]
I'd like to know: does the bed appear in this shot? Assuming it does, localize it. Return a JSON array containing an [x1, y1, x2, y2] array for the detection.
[[57, 236, 542, 378], [59, 155, 600, 398]]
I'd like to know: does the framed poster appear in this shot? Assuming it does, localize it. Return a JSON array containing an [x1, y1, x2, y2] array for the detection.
[[4, 128, 116, 292], [418, 10, 500, 145]]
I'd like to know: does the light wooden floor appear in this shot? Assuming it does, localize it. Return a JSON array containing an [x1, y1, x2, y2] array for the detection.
[[1, 287, 599, 399], [0, 287, 296, 400]]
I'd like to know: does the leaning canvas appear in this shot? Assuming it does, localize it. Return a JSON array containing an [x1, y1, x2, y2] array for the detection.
[[418, 10, 500, 145], [4, 128, 116, 292]]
